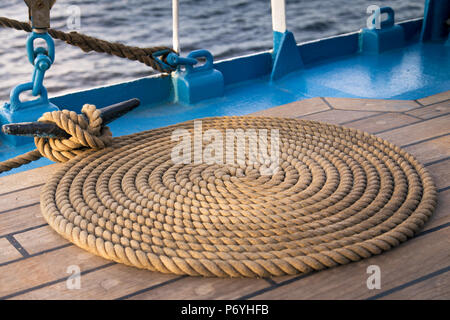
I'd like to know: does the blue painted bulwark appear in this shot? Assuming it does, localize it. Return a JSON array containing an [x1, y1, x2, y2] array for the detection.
[[215, 52, 273, 86], [271, 30, 303, 81], [360, 7, 405, 53], [421, 0, 450, 42], [173, 50, 224, 104], [300, 32, 360, 65]]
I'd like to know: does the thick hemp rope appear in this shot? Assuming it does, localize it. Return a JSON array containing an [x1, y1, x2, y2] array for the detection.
[[0, 104, 112, 173], [0, 16, 175, 72], [37, 116, 436, 278]]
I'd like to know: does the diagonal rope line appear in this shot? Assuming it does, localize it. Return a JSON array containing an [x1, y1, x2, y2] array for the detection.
[[0, 16, 175, 72]]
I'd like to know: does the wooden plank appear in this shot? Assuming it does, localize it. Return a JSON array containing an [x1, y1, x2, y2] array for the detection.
[[250, 97, 330, 118], [0, 245, 108, 298], [377, 114, 450, 147], [417, 91, 450, 106], [0, 164, 59, 195], [422, 189, 450, 231], [10, 264, 178, 300], [300, 110, 379, 125], [403, 135, 450, 165], [14, 225, 69, 255], [0, 204, 46, 237], [127, 276, 270, 300], [251, 227, 450, 299], [427, 159, 450, 190], [344, 113, 419, 134], [0, 238, 22, 264], [325, 97, 419, 112], [379, 270, 450, 300], [406, 101, 450, 120], [0, 185, 42, 213]]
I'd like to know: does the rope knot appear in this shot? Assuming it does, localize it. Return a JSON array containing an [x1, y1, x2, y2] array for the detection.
[[34, 104, 113, 162]]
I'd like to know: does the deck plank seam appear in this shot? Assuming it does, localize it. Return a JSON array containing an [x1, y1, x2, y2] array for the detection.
[[293, 108, 385, 120], [416, 98, 450, 108], [338, 112, 386, 126], [0, 202, 40, 215], [0, 262, 116, 300], [404, 110, 450, 122], [117, 275, 187, 300], [401, 133, 450, 149], [0, 183, 44, 198], [415, 222, 450, 239], [399, 112, 425, 121], [413, 99, 426, 107], [320, 97, 335, 110], [437, 185, 450, 193], [374, 112, 450, 136], [367, 265, 450, 300], [293, 109, 332, 119], [0, 223, 48, 239], [324, 108, 408, 113], [5, 235, 29, 258], [264, 278, 277, 286], [0, 243, 71, 268], [237, 273, 314, 300], [373, 120, 423, 135], [423, 156, 450, 168]]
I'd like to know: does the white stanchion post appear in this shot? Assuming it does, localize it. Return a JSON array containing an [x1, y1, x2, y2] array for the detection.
[[271, 0, 287, 33], [172, 0, 180, 54]]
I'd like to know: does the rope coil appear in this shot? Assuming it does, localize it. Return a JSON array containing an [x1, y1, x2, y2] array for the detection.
[[37, 116, 436, 278]]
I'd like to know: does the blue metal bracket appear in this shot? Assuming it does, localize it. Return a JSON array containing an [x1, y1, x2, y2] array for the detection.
[[270, 30, 303, 81], [172, 50, 224, 104], [360, 7, 405, 53], [0, 83, 58, 146], [0, 31, 58, 146], [421, 0, 450, 42]]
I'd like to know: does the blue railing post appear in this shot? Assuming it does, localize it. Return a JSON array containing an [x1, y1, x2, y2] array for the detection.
[[270, 0, 303, 81]]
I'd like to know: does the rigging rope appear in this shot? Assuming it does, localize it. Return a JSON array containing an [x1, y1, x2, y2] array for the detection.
[[0, 16, 175, 72]]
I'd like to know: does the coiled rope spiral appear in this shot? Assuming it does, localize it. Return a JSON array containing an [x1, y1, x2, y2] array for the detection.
[[34, 115, 436, 278]]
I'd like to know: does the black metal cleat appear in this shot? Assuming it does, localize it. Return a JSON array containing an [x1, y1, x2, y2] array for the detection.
[[2, 98, 140, 139]]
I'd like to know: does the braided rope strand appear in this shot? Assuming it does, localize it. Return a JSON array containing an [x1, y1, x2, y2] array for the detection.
[[0, 16, 174, 72], [38, 116, 437, 278]]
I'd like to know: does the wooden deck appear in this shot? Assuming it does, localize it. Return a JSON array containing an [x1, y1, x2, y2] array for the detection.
[[0, 91, 449, 300]]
